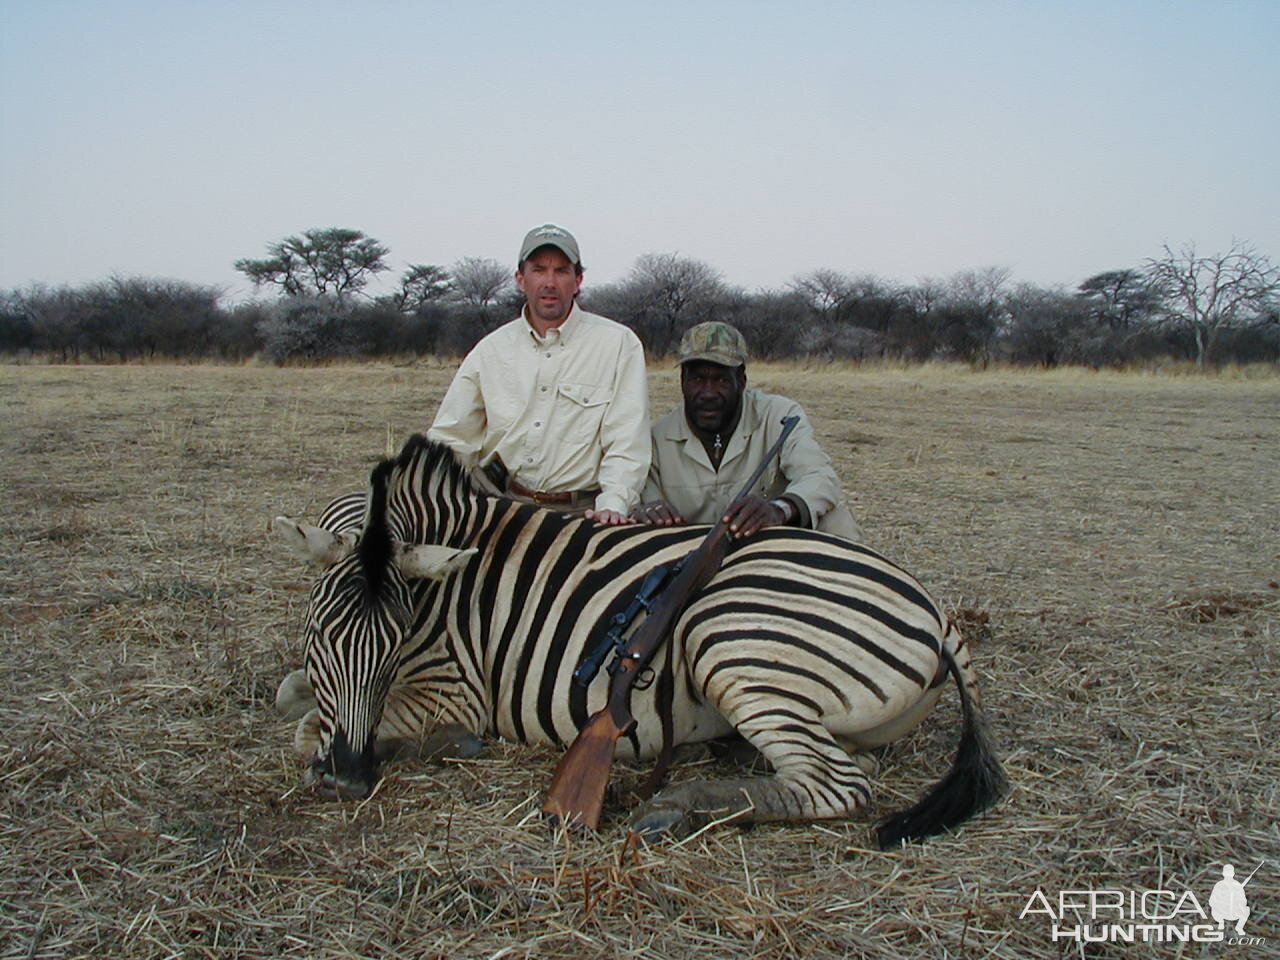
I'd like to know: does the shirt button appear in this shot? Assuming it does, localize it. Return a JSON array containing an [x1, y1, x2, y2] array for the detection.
[[545, 352, 552, 358], [541, 386, 548, 392], [534, 421, 542, 428]]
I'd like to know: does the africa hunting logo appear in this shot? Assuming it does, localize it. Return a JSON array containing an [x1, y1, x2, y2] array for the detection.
[[1020, 861, 1267, 947]]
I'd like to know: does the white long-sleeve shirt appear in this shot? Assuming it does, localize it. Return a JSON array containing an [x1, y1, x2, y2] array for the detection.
[[428, 304, 650, 514]]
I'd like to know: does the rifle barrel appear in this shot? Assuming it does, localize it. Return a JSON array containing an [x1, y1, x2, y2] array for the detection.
[[1240, 860, 1265, 885]]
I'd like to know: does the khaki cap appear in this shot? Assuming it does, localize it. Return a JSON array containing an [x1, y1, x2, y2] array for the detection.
[[519, 223, 581, 266], [677, 321, 749, 367]]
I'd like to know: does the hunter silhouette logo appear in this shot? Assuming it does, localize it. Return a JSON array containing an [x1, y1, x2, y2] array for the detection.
[[1019, 860, 1268, 946], [1210, 862, 1260, 935]]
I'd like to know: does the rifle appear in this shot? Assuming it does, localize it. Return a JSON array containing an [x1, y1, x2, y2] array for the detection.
[[572, 560, 678, 689], [543, 415, 800, 829], [1240, 860, 1265, 886]]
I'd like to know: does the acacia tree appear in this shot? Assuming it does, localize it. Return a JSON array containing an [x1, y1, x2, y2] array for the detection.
[[10, 278, 225, 361], [88, 276, 224, 359], [623, 253, 726, 355], [1002, 283, 1093, 366], [725, 289, 810, 359], [450, 257, 512, 315], [13, 284, 83, 360], [934, 267, 1011, 366], [1143, 241, 1279, 367], [1076, 269, 1162, 331], [391, 263, 454, 313], [234, 228, 390, 300], [0, 289, 33, 352], [255, 296, 364, 364], [789, 269, 856, 320]]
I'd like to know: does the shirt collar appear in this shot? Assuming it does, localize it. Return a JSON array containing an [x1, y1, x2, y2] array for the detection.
[[522, 301, 583, 346]]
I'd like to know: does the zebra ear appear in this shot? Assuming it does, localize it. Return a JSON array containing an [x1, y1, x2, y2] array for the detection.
[[273, 516, 357, 566], [395, 544, 477, 580]]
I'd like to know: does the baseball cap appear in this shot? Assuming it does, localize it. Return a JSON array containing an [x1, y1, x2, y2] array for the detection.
[[518, 224, 581, 266], [677, 321, 749, 367]]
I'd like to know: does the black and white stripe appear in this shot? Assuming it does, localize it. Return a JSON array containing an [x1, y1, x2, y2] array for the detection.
[[282, 435, 1004, 845]]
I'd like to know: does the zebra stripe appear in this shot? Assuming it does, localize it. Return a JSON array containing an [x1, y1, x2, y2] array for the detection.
[[280, 435, 1005, 845]]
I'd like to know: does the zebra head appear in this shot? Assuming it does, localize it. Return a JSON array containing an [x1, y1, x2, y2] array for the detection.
[[274, 440, 476, 797]]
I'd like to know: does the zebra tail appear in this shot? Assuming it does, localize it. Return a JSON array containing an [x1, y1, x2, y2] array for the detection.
[[874, 641, 1007, 849]]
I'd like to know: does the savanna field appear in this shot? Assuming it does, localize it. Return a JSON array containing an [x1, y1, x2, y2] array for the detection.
[[1, 361, 1277, 959]]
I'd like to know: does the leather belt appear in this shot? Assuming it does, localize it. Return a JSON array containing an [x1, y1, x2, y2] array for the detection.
[[506, 479, 598, 506]]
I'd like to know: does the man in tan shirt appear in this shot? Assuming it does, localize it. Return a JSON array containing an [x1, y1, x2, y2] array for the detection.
[[632, 321, 860, 540], [429, 225, 648, 524]]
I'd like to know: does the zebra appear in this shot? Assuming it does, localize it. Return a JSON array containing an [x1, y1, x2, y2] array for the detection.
[[273, 434, 1006, 846]]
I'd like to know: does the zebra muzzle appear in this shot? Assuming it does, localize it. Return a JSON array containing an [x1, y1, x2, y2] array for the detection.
[[309, 731, 378, 800]]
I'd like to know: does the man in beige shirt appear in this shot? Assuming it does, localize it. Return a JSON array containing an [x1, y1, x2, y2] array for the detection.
[[429, 224, 648, 524], [633, 321, 860, 540]]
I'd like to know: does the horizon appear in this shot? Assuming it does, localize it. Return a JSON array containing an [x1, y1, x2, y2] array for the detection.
[[2, 2, 1277, 301]]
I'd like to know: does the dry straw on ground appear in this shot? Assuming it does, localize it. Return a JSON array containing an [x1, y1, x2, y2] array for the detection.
[[1, 362, 1276, 959]]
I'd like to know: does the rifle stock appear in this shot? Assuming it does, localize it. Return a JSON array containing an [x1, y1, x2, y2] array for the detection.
[[543, 416, 799, 830], [543, 527, 731, 828], [542, 710, 634, 830]]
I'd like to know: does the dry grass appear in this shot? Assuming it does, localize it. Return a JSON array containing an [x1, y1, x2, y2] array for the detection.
[[1, 361, 1277, 959]]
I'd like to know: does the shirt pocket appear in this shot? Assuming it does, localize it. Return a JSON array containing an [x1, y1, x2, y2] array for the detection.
[[554, 381, 610, 438]]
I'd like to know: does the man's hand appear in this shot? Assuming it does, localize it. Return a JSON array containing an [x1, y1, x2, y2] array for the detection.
[[723, 496, 787, 538], [629, 500, 687, 526], [585, 509, 635, 526]]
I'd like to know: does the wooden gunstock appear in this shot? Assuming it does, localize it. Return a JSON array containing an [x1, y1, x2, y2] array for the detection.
[[542, 708, 634, 830]]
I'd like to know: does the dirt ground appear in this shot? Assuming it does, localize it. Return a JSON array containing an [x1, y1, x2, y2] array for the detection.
[[1, 361, 1276, 959]]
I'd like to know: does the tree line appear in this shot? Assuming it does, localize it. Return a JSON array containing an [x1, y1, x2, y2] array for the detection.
[[3, 228, 1276, 368]]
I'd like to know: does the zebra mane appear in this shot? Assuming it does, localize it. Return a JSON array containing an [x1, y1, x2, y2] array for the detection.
[[357, 434, 476, 595], [357, 457, 396, 599]]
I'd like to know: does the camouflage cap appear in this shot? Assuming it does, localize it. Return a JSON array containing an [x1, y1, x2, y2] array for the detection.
[[518, 223, 581, 267], [676, 321, 749, 368]]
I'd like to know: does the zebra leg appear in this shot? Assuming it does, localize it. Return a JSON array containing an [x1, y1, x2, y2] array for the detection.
[[293, 707, 323, 758], [372, 685, 486, 763], [276, 668, 316, 722], [631, 714, 875, 837], [706, 733, 768, 770], [373, 723, 484, 763]]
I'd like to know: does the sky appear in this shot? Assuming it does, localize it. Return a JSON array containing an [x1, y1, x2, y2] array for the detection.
[[1, 1, 1277, 303]]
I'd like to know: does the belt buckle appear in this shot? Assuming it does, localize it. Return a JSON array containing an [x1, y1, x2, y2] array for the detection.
[[531, 489, 554, 505]]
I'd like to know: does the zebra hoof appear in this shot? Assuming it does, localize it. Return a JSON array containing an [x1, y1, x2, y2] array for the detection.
[[420, 724, 485, 761], [629, 804, 709, 840]]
